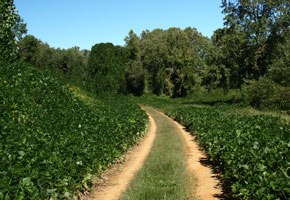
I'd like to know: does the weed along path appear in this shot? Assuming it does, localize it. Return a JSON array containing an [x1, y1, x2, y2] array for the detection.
[[83, 107, 222, 200]]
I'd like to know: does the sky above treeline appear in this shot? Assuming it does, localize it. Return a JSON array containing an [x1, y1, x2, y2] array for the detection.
[[14, 0, 225, 50]]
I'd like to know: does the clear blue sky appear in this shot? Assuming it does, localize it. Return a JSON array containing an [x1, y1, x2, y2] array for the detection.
[[14, 0, 225, 50]]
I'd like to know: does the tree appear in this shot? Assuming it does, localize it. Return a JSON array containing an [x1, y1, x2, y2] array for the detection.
[[124, 30, 145, 96], [18, 35, 41, 65], [125, 60, 145, 96], [87, 43, 128, 95], [124, 30, 141, 60], [222, 0, 290, 80], [0, 0, 26, 62], [17, 35, 89, 87], [201, 64, 230, 93], [267, 31, 290, 87], [36, 43, 54, 68], [139, 28, 168, 95], [165, 28, 197, 97], [211, 27, 248, 89], [135, 27, 209, 97]]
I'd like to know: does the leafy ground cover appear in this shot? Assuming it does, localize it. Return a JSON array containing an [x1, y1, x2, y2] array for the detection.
[[136, 96, 290, 199], [0, 62, 148, 199]]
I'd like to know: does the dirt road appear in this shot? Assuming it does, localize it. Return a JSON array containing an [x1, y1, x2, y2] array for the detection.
[[81, 113, 156, 200], [155, 109, 222, 200], [81, 107, 222, 200]]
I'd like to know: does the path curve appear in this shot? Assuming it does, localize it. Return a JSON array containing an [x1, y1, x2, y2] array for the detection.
[[81, 113, 157, 200], [82, 107, 222, 200], [155, 110, 222, 200]]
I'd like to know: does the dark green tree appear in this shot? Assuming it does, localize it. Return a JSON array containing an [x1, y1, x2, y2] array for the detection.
[[18, 35, 41, 65], [124, 30, 145, 96], [222, 0, 290, 80], [267, 31, 290, 87], [125, 30, 141, 60], [87, 43, 128, 95], [136, 27, 209, 97], [211, 27, 248, 89], [139, 29, 167, 95], [125, 60, 145, 96], [17, 35, 89, 87], [0, 0, 26, 62]]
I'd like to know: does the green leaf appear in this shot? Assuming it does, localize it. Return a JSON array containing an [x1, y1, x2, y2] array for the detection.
[[286, 151, 290, 161], [4, 194, 10, 200], [18, 151, 25, 159], [21, 177, 33, 186]]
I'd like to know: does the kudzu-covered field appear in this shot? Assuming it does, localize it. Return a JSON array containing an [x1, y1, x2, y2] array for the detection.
[[136, 96, 290, 200], [0, 62, 148, 199], [1, 62, 289, 200]]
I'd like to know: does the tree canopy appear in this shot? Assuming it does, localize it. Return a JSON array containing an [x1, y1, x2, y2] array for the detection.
[[221, 0, 290, 81], [124, 27, 212, 97], [0, 0, 26, 62], [10, 0, 290, 104], [87, 43, 129, 95]]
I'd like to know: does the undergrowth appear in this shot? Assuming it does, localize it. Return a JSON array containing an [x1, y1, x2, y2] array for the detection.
[[0, 62, 148, 199]]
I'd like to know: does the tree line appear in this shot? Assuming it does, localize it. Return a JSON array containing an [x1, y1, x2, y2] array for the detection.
[[123, 1, 290, 95], [85, 1, 290, 101], [17, 35, 89, 86], [2, 0, 290, 110]]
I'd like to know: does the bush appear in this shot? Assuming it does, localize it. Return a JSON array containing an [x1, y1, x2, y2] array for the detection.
[[279, 87, 290, 113], [246, 78, 290, 112], [246, 78, 280, 109]]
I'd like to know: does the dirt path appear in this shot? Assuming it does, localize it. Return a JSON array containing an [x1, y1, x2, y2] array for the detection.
[[155, 110, 222, 200], [81, 113, 157, 200], [82, 107, 222, 200]]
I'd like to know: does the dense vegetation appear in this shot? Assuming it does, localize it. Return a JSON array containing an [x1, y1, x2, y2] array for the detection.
[[16, 1, 290, 112], [1, 1, 148, 199], [1, 0, 290, 199], [137, 96, 290, 199], [122, 0, 290, 111], [0, 62, 148, 199], [86, 43, 128, 95], [170, 107, 289, 199], [17, 35, 89, 87], [0, 0, 26, 62]]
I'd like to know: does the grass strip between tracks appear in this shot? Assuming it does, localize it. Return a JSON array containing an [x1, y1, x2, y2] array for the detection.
[[121, 107, 194, 200]]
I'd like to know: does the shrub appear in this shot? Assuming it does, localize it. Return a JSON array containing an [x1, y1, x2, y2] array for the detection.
[[246, 78, 280, 109], [279, 87, 290, 113], [246, 78, 290, 112]]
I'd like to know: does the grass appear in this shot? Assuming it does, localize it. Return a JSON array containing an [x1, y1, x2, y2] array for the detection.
[[121, 107, 195, 200], [134, 91, 290, 124], [186, 88, 242, 104], [69, 85, 101, 106], [235, 106, 290, 123]]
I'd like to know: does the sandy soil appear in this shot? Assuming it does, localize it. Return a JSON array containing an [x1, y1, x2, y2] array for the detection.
[[156, 110, 222, 200], [81, 113, 157, 200]]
